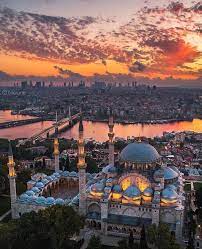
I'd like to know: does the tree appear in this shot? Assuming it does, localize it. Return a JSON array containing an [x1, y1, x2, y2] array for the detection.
[[147, 224, 181, 249], [87, 235, 102, 249], [86, 156, 98, 173], [118, 239, 129, 249], [139, 225, 148, 249], [0, 205, 84, 249], [128, 231, 134, 249]]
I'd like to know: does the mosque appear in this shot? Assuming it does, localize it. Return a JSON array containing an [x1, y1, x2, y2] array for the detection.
[[7, 112, 185, 242]]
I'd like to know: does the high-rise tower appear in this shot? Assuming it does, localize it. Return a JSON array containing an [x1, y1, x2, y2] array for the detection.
[[77, 116, 87, 215], [54, 112, 60, 172], [7, 141, 17, 218], [108, 109, 114, 165]]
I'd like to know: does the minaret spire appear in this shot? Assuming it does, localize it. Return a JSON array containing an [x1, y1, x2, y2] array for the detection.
[[108, 108, 114, 165], [53, 111, 59, 172], [77, 115, 87, 215], [7, 140, 17, 218]]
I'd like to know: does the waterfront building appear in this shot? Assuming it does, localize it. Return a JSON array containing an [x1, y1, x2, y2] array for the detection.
[[9, 113, 185, 242]]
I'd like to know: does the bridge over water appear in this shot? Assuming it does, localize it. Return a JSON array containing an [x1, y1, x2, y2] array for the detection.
[[18, 112, 81, 145]]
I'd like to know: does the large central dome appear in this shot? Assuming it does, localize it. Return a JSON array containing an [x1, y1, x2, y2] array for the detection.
[[120, 142, 161, 164]]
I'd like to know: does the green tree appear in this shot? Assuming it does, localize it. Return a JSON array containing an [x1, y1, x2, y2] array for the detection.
[[86, 156, 98, 173], [87, 235, 102, 249], [128, 231, 134, 249], [118, 239, 129, 249], [139, 225, 148, 249], [147, 224, 181, 249], [0, 205, 84, 249]]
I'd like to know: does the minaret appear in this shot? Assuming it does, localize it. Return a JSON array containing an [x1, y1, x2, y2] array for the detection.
[[68, 106, 72, 125], [7, 141, 17, 219], [77, 116, 87, 215], [108, 108, 114, 165], [54, 112, 60, 172]]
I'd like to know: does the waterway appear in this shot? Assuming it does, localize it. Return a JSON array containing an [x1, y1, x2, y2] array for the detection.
[[0, 110, 201, 142], [0, 110, 53, 140], [0, 110, 35, 123]]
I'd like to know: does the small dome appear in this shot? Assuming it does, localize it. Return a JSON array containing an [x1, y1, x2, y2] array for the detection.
[[62, 171, 69, 177], [161, 187, 178, 203], [91, 183, 105, 193], [35, 182, 45, 188], [53, 172, 60, 178], [55, 198, 65, 205], [46, 197, 55, 206], [35, 196, 47, 205], [143, 187, 153, 197], [112, 184, 122, 193], [104, 186, 112, 194], [106, 178, 113, 183], [69, 171, 78, 177], [120, 142, 161, 164], [19, 193, 29, 202], [27, 195, 37, 204], [41, 178, 49, 185], [46, 176, 53, 181], [102, 164, 117, 174], [51, 175, 57, 181], [100, 179, 106, 185], [26, 190, 35, 196], [31, 187, 40, 193], [123, 185, 141, 199]]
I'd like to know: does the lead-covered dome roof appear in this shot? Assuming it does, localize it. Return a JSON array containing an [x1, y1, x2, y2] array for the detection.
[[161, 187, 178, 203], [120, 142, 161, 164], [154, 167, 179, 181], [123, 185, 141, 198]]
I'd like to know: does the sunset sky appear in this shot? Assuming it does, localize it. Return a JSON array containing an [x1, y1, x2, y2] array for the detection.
[[0, 0, 201, 85]]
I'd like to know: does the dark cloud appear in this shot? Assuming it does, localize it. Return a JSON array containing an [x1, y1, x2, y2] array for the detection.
[[54, 66, 83, 78], [129, 61, 146, 73]]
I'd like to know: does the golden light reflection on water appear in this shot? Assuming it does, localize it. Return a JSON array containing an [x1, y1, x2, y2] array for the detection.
[[0, 109, 201, 140], [61, 119, 202, 142]]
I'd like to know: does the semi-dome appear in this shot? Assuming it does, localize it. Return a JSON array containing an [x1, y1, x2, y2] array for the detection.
[[112, 184, 122, 193], [164, 167, 179, 180], [142, 187, 153, 202], [166, 184, 177, 191], [143, 187, 153, 197], [161, 187, 178, 204], [154, 167, 179, 181], [120, 142, 161, 164], [123, 185, 141, 199]]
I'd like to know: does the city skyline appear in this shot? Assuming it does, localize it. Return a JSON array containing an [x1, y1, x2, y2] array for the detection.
[[0, 0, 201, 86]]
